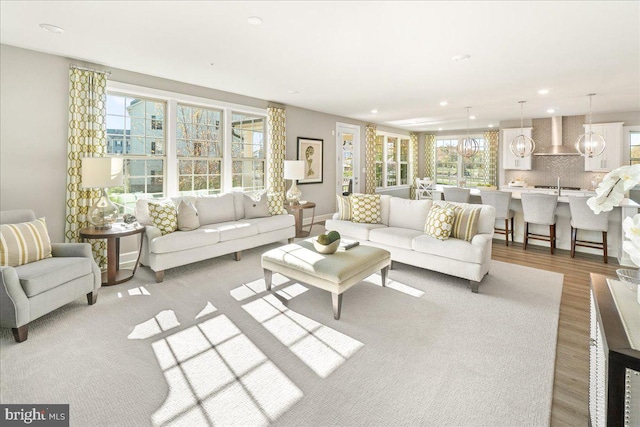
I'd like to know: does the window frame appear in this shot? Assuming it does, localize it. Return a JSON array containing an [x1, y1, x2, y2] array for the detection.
[[375, 131, 412, 189], [434, 134, 489, 186]]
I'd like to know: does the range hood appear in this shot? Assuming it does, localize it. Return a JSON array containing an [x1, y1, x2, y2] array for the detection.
[[533, 116, 581, 156]]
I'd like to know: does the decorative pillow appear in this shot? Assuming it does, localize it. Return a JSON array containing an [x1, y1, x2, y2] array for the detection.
[[267, 192, 286, 215], [148, 202, 178, 235], [244, 192, 271, 219], [196, 193, 236, 225], [424, 205, 456, 240], [350, 194, 382, 224], [439, 202, 481, 242], [177, 200, 199, 231], [0, 217, 52, 267], [336, 195, 352, 220]]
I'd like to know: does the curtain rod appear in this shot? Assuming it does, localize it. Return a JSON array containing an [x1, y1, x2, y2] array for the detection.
[[69, 64, 112, 76]]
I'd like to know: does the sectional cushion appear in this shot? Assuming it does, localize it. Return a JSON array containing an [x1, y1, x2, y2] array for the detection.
[[201, 221, 259, 242], [244, 192, 271, 219], [177, 200, 199, 231], [336, 195, 352, 221], [196, 193, 236, 225], [245, 215, 295, 234], [149, 229, 221, 254], [148, 202, 178, 235], [0, 217, 52, 267], [325, 219, 387, 241], [388, 198, 432, 231], [412, 234, 485, 264], [424, 204, 455, 240], [350, 194, 382, 224], [369, 227, 423, 250]]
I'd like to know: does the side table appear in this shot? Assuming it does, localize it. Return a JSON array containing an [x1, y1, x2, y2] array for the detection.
[[79, 224, 145, 286], [287, 202, 316, 238]]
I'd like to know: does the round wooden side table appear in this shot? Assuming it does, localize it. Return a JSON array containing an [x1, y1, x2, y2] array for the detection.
[[79, 224, 145, 286], [287, 202, 316, 238]]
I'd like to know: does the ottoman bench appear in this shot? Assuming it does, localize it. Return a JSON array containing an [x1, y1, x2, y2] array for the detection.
[[261, 239, 391, 319]]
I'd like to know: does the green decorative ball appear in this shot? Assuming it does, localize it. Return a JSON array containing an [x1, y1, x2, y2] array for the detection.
[[327, 230, 341, 243], [317, 234, 331, 245]]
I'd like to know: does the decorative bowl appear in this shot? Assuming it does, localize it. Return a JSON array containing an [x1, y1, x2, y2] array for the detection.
[[313, 238, 340, 254], [616, 268, 640, 287]]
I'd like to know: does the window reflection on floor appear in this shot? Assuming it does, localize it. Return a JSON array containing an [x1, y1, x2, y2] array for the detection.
[[363, 273, 425, 298]]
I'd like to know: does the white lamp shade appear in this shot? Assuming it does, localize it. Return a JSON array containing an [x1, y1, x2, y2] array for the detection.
[[81, 157, 124, 188], [284, 160, 305, 180]]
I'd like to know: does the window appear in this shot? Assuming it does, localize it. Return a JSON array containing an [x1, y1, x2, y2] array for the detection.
[[630, 131, 640, 165], [231, 113, 265, 191], [177, 104, 223, 196], [435, 136, 489, 186], [106, 94, 166, 214], [375, 133, 411, 188]]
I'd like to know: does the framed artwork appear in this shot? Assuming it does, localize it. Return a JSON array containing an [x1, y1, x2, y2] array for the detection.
[[297, 137, 323, 184]]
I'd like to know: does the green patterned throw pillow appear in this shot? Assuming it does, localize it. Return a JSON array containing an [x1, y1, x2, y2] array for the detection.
[[350, 194, 381, 224], [336, 195, 352, 220], [148, 202, 178, 235], [424, 205, 455, 240]]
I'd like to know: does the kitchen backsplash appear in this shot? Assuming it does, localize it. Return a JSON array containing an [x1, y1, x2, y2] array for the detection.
[[503, 115, 604, 189]]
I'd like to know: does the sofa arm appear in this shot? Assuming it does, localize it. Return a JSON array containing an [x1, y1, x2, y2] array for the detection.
[[0, 266, 29, 328], [144, 225, 162, 241], [471, 233, 493, 247], [51, 242, 93, 258]]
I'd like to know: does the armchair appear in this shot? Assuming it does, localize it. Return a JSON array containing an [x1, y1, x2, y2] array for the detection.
[[0, 210, 101, 342]]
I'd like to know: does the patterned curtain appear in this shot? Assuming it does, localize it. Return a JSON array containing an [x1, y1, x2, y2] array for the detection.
[[483, 131, 499, 185], [424, 133, 436, 181], [365, 124, 377, 194], [267, 105, 287, 214], [409, 132, 418, 199], [65, 67, 108, 267]]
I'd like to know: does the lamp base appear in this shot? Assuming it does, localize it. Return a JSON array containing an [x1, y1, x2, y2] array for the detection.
[[286, 182, 302, 205], [88, 188, 119, 229]]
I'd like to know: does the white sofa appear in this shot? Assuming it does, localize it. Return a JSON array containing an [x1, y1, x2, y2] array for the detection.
[[135, 192, 295, 282], [325, 196, 496, 292]]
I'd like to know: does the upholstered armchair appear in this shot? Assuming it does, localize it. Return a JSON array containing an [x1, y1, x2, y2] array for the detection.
[[0, 210, 101, 342]]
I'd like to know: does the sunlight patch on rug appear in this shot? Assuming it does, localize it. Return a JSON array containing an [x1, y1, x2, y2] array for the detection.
[[230, 273, 289, 301], [195, 302, 217, 319], [275, 283, 309, 301], [118, 285, 152, 298], [128, 310, 180, 340], [363, 273, 425, 298], [242, 294, 363, 378]]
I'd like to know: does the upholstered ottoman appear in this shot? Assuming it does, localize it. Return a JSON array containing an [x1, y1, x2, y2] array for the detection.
[[261, 239, 391, 319]]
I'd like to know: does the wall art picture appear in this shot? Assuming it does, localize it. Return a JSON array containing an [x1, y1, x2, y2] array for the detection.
[[297, 137, 323, 184]]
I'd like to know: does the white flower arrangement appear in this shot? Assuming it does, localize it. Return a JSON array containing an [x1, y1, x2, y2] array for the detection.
[[588, 164, 640, 265]]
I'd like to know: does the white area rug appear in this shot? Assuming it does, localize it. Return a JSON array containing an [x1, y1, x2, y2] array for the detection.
[[0, 243, 563, 426]]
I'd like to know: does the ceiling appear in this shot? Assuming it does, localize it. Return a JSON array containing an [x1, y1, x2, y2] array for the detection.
[[1, 1, 639, 131]]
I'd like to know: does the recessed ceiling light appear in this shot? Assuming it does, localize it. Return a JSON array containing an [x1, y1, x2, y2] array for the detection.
[[547, 109, 556, 114], [209, 62, 215, 66], [39, 23, 64, 34], [439, 101, 448, 106], [452, 54, 471, 62], [438, 128, 443, 131], [371, 109, 378, 114], [247, 16, 263, 25], [288, 90, 299, 95], [538, 89, 550, 95], [469, 115, 476, 120], [488, 124, 494, 128]]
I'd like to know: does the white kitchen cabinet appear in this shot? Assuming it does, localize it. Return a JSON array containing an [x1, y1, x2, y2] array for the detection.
[[583, 122, 624, 172], [502, 127, 532, 170]]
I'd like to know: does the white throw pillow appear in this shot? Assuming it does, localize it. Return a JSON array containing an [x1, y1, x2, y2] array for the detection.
[[388, 198, 432, 231], [177, 200, 200, 231], [243, 192, 271, 219], [196, 193, 236, 225]]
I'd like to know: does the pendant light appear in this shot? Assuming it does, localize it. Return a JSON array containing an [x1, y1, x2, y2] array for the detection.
[[575, 94, 606, 158], [456, 107, 479, 158], [509, 101, 536, 158]]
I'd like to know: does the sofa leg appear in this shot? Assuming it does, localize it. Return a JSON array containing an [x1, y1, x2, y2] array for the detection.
[[233, 251, 242, 261], [155, 271, 165, 283], [470, 280, 480, 293], [288, 238, 294, 244], [12, 325, 28, 343], [87, 292, 98, 305]]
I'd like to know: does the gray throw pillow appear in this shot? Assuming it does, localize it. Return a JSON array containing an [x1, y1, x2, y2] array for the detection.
[[177, 200, 200, 231], [243, 192, 271, 219]]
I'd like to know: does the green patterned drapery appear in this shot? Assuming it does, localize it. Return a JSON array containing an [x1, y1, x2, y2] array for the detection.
[[424, 133, 436, 181], [267, 105, 287, 214], [365, 124, 377, 194], [65, 67, 108, 267], [483, 130, 499, 186], [410, 132, 419, 199]]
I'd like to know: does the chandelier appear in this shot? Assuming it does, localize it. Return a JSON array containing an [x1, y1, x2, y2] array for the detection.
[[575, 94, 606, 158], [509, 101, 536, 158], [456, 107, 479, 158]]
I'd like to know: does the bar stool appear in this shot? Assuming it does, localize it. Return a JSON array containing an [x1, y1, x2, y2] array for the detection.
[[443, 187, 471, 203], [521, 193, 558, 254], [568, 196, 609, 263], [480, 190, 514, 246]]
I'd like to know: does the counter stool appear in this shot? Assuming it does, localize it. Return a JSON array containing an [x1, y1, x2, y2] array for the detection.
[[568, 196, 609, 263], [443, 187, 471, 203], [480, 190, 514, 246], [521, 193, 558, 254]]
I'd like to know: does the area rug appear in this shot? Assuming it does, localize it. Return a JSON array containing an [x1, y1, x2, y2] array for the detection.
[[0, 242, 563, 426]]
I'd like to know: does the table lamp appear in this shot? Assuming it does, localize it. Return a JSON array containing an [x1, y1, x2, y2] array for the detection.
[[284, 160, 305, 205], [81, 157, 124, 229]]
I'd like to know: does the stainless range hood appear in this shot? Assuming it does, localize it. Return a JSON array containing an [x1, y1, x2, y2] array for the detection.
[[533, 116, 581, 156]]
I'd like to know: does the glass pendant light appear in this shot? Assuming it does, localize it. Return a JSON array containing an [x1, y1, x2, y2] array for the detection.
[[575, 94, 606, 158], [509, 101, 536, 158], [456, 107, 479, 158]]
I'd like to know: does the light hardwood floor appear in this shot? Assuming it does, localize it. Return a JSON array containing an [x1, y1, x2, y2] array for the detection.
[[491, 239, 620, 426]]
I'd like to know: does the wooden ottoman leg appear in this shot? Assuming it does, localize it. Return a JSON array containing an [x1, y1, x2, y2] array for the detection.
[[264, 269, 273, 291], [332, 293, 342, 320], [381, 265, 389, 287]]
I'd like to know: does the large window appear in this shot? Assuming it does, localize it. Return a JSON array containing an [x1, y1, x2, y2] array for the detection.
[[435, 136, 489, 186], [375, 133, 411, 188], [630, 131, 640, 165], [231, 113, 265, 191]]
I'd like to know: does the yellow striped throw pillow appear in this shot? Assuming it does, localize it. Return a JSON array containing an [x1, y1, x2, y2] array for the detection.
[[439, 202, 481, 242], [0, 218, 52, 267], [336, 195, 352, 220]]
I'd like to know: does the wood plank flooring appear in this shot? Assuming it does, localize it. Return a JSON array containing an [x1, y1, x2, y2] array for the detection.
[[491, 240, 620, 426]]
